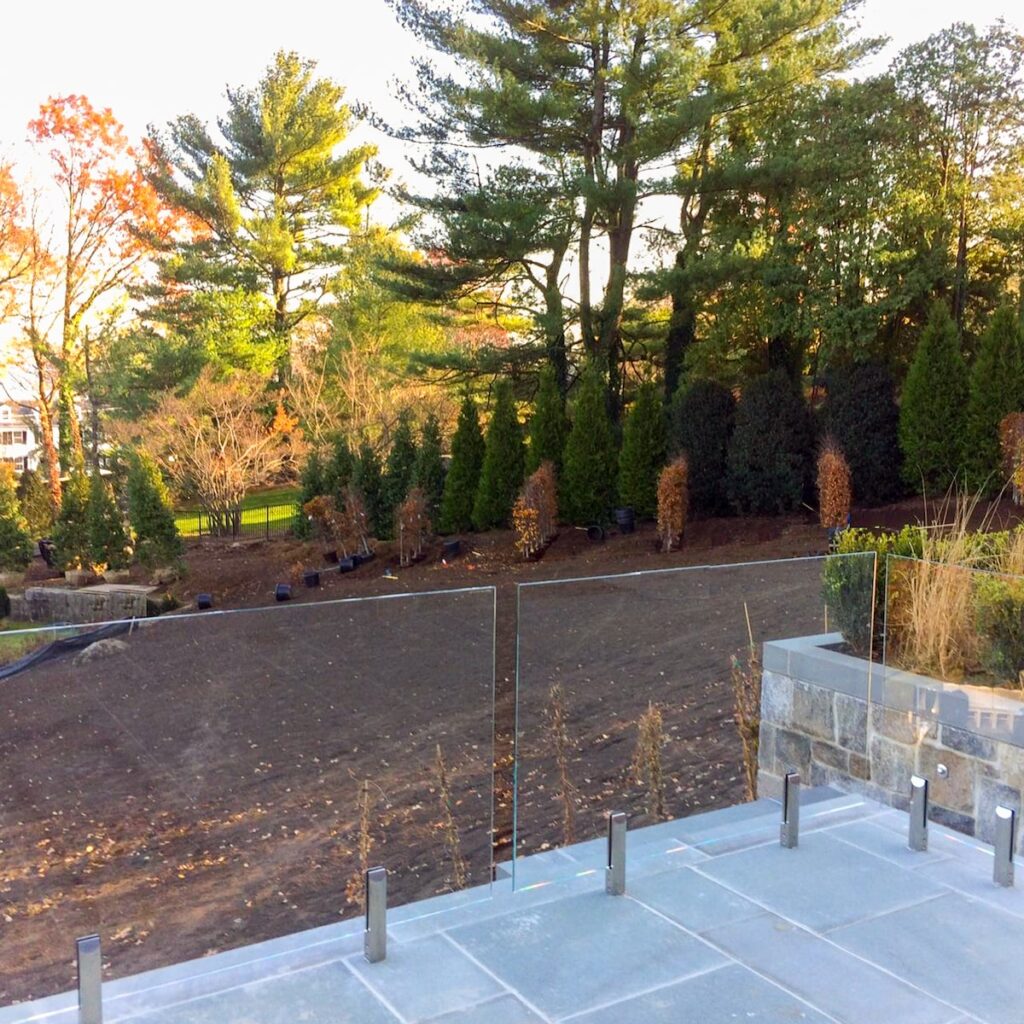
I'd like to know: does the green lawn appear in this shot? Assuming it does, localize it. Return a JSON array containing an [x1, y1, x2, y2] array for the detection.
[[174, 486, 302, 539], [0, 622, 50, 665]]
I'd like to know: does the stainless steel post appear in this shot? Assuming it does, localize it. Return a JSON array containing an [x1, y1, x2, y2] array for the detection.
[[994, 806, 1016, 888], [606, 811, 626, 895], [909, 775, 929, 852], [780, 771, 800, 849], [76, 934, 102, 1024], [364, 866, 388, 963]]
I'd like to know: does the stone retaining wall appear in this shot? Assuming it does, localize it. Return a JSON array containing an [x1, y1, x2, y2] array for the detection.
[[11, 585, 150, 625], [757, 633, 1024, 852]]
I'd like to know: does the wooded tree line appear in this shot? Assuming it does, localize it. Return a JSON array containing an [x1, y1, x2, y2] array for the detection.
[[1, 6, 1022, 525]]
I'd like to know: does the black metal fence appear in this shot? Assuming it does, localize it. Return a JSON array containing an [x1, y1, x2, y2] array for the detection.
[[175, 503, 301, 540]]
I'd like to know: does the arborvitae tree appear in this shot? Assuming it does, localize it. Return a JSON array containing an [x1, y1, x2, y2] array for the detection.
[[15, 467, 55, 541], [526, 365, 568, 476], [87, 474, 130, 570], [727, 370, 814, 515], [562, 364, 619, 524], [296, 450, 328, 538], [52, 472, 91, 571], [618, 382, 667, 519], [668, 379, 736, 517], [0, 466, 32, 571], [323, 436, 355, 504], [899, 302, 969, 492], [382, 412, 418, 534], [966, 305, 1024, 489], [822, 363, 902, 506], [440, 395, 485, 534], [473, 379, 525, 530], [353, 443, 386, 539], [414, 414, 446, 519], [126, 453, 183, 567]]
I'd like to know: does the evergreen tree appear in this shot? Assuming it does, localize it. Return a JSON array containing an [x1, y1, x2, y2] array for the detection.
[[966, 305, 1024, 489], [440, 395, 485, 534], [562, 364, 619, 524], [126, 453, 183, 567], [15, 468, 55, 540], [822, 363, 903, 506], [0, 466, 32, 571], [382, 412, 418, 535], [526, 365, 568, 476], [668, 379, 736, 517], [727, 371, 814, 515], [323, 436, 355, 504], [52, 472, 91, 571], [414, 415, 446, 520], [87, 474, 130, 570], [618, 382, 667, 519], [899, 302, 969, 492], [473, 379, 525, 530], [353, 443, 386, 539]]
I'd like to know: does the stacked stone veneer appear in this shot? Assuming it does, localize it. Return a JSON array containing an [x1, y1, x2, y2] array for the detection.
[[10, 585, 150, 624], [758, 633, 1024, 854]]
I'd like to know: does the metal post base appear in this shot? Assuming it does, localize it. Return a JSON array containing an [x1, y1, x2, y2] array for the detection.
[[780, 771, 800, 849], [364, 866, 388, 963], [76, 934, 103, 1024], [909, 775, 929, 852], [994, 806, 1016, 888], [606, 811, 626, 895]]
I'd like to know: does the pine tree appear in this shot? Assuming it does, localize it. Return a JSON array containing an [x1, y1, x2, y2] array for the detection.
[[353, 443, 386, 539], [0, 465, 32, 571], [618, 382, 667, 519], [668, 379, 736, 516], [526, 366, 568, 476], [414, 415, 446, 519], [381, 412, 418, 535], [126, 453, 183, 567], [473, 379, 525, 530], [727, 370, 814, 515], [87, 474, 130, 570], [323, 437, 355, 504], [52, 472, 91, 571], [562, 364, 619, 524], [440, 395, 485, 534], [966, 305, 1024, 489], [899, 302, 969, 492]]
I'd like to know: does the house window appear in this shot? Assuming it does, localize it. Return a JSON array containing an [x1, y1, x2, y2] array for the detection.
[[0, 430, 27, 446], [1, 456, 25, 472]]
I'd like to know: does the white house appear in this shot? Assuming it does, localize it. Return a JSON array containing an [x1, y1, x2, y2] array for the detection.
[[0, 400, 42, 475]]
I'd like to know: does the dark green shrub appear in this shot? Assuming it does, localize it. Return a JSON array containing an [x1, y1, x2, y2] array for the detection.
[[440, 395, 485, 534], [668, 379, 736, 517], [414, 415, 445, 520], [126, 453, 183, 568], [87, 474, 130, 570], [15, 468, 55, 539], [899, 302, 968, 493], [618, 382, 666, 519], [381, 412, 418, 537], [52, 472, 91, 571], [727, 370, 813, 515], [822, 363, 903, 506], [473, 379, 525, 530], [0, 586, 10, 619], [562, 364, 618, 524], [353, 443, 386, 539], [966, 305, 1024, 491], [974, 575, 1024, 685], [526, 366, 568, 477], [323, 437, 355, 503], [0, 466, 32, 571]]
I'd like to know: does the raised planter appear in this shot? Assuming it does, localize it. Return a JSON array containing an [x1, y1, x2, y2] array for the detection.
[[103, 569, 132, 585]]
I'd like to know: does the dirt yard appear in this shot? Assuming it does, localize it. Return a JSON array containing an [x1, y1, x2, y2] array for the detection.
[[1, 496, 1016, 1007]]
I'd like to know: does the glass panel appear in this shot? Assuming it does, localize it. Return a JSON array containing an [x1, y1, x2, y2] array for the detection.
[[512, 553, 877, 886], [880, 555, 1024, 749], [0, 587, 495, 1007]]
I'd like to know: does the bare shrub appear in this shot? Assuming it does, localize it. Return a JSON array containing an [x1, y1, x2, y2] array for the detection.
[[547, 683, 578, 845], [1000, 413, 1024, 504], [396, 486, 430, 566], [344, 778, 375, 911], [817, 438, 852, 529], [631, 703, 667, 819], [657, 456, 688, 553], [514, 462, 558, 559], [730, 602, 762, 802], [434, 744, 468, 890]]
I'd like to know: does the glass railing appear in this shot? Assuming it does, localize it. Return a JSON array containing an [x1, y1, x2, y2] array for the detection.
[[0, 586, 496, 1008], [511, 553, 877, 887], [879, 555, 1024, 749]]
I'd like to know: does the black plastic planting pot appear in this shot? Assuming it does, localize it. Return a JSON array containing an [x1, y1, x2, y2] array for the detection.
[[275, 583, 292, 602], [303, 570, 320, 588], [614, 507, 636, 534], [196, 593, 213, 610], [338, 556, 357, 573], [586, 523, 606, 543], [442, 538, 462, 560]]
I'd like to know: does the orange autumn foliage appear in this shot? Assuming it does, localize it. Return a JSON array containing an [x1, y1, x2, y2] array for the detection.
[[657, 457, 689, 553], [817, 439, 852, 529]]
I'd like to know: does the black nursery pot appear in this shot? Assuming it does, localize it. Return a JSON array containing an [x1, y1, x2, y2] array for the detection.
[[338, 556, 356, 573], [303, 570, 320, 588], [196, 593, 213, 610], [614, 507, 636, 534], [586, 523, 606, 543], [275, 583, 292, 602], [442, 538, 462, 560]]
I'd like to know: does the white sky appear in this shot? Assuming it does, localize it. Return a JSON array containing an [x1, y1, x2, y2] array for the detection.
[[0, 0, 1019, 183]]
